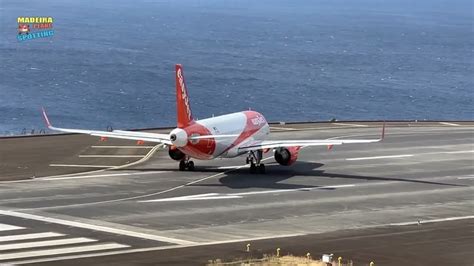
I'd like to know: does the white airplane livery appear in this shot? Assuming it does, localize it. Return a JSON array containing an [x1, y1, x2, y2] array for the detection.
[[42, 64, 384, 173]]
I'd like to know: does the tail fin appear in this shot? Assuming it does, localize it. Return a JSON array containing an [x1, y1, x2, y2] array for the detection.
[[175, 64, 194, 128]]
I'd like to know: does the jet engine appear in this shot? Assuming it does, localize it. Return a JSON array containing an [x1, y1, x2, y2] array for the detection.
[[169, 128, 188, 147], [168, 145, 185, 161], [274, 147, 300, 166]]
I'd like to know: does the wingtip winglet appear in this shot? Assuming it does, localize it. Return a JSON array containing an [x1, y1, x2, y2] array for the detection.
[[41, 107, 52, 128]]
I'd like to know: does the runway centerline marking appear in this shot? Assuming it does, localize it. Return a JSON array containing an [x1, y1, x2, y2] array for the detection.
[[78, 155, 144, 158], [269, 126, 298, 131], [333, 122, 368, 127], [346, 154, 414, 161], [49, 164, 118, 168], [139, 184, 356, 203], [0, 210, 195, 245], [91, 146, 154, 149], [40, 171, 165, 181], [439, 122, 460, 126], [346, 150, 474, 161], [389, 215, 474, 226], [443, 150, 474, 154], [457, 175, 474, 180]]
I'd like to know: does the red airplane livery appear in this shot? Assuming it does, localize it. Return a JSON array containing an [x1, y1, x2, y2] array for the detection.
[[42, 64, 384, 173]]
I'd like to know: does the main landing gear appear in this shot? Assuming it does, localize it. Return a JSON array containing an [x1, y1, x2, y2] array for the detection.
[[179, 157, 195, 171], [246, 150, 265, 174]]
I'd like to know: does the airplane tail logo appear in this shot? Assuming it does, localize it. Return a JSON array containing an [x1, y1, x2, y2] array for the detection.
[[175, 64, 194, 128]]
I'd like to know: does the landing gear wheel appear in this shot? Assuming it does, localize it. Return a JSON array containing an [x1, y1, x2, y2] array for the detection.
[[258, 163, 266, 174], [187, 161, 195, 171], [250, 163, 256, 173], [179, 160, 186, 171]]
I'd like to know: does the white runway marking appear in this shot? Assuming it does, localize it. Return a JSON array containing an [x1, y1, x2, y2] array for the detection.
[[0, 210, 195, 245], [439, 122, 460, 126], [0, 237, 96, 251], [443, 150, 474, 154], [134, 157, 275, 201], [91, 146, 154, 149], [233, 184, 355, 195], [0, 223, 24, 232], [11, 233, 305, 264], [0, 232, 64, 243], [217, 165, 253, 169], [21, 156, 266, 211], [333, 122, 368, 127], [78, 155, 144, 158], [140, 184, 356, 203], [346, 154, 414, 161], [11, 211, 474, 264], [270, 126, 298, 131], [142, 193, 242, 202], [389, 215, 474, 226], [457, 175, 474, 180], [0, 243, 129, 261], [345, 150, 474, 161], [49, 164, 118, 168], [10, 211, 474, 264], [41, 171, 164, 181]]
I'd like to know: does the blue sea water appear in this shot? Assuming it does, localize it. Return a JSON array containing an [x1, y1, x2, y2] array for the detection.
[[0, 0, 472, 135]]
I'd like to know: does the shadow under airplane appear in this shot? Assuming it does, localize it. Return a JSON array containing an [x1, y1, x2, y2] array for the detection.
[[118, 160, 466, 190], [185, 161, 466, 190]]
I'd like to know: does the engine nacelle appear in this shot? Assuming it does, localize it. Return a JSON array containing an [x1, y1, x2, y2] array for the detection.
[[168, 145, 185, 161], [274, 147, 300, 166], [169, 128, 188, 147]]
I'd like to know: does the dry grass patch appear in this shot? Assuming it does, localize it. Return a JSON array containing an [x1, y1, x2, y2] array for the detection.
[[207, 254, 342, 266]]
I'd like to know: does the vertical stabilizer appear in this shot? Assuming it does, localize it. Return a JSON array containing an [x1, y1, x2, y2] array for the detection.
[[175, 64, 194, 128]]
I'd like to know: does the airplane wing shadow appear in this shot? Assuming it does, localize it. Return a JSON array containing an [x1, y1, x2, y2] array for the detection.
[[116, 161, 465, 190]]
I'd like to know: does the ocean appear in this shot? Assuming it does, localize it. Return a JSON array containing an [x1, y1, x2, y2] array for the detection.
[[0, 0, 472, 135]]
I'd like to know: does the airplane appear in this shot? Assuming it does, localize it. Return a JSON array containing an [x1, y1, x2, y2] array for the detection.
[[42, 64, 385, 173]]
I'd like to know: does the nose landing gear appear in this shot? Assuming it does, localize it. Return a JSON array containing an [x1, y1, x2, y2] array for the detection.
[[179, 157, 195, 171], [246, 150, 265, 174]]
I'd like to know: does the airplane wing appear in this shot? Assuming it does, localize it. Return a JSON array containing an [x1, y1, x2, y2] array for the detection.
[[238, 123, 385, 152], [188, 134, 239, 140], [42, 108, 172, 145]]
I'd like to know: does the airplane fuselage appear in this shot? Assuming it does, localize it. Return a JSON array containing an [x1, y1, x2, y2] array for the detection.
[[178, 111, 270, 160]]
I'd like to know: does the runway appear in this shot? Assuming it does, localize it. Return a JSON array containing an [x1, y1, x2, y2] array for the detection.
[[0, 122, 473, 265]]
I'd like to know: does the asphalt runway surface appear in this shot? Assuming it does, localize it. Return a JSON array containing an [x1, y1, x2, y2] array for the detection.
[[0, 122, 473, 265]]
